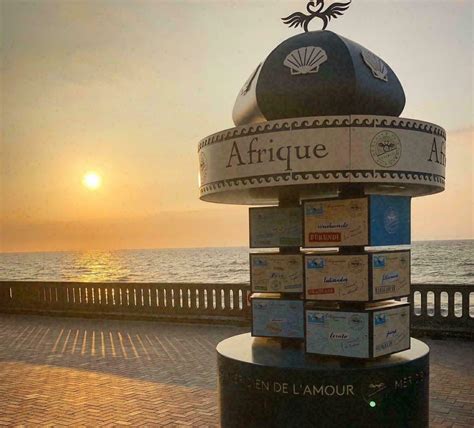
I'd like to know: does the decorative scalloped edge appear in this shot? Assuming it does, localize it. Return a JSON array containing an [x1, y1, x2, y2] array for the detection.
[[198, 117, 446, 151], [199, 170, 445, 194]]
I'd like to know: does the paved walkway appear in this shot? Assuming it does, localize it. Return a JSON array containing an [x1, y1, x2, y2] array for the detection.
[[0, 314, 472, 427]]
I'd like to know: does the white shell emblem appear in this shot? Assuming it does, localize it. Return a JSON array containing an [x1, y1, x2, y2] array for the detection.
[[283, 46, 328, 75], [361, 49, 388, 82]]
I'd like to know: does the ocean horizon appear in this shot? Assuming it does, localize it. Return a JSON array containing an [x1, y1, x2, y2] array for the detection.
[[0, 240, 472, 285]]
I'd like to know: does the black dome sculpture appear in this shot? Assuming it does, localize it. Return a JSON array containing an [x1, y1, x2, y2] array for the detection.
[[233, 31, 406, 126]]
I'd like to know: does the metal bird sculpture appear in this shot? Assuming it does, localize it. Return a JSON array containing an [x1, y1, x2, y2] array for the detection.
[[282, 0, 352, 32]]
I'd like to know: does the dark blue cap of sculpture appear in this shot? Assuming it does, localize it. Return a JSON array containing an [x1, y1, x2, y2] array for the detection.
[[233, 31, 406, 126]]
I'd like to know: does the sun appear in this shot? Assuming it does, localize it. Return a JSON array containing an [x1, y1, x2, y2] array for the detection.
[[82, 171, 102, 190]]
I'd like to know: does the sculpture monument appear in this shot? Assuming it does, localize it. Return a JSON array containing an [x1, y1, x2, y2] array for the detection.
[[198, 2, 446, 426]]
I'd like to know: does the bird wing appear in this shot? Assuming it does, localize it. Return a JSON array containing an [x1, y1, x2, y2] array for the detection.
[[281, 12, 308, 29], [322, 1, 351, 22]]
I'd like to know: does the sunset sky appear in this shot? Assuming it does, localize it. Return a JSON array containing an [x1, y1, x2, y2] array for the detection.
[[1, 0, 473, 252]]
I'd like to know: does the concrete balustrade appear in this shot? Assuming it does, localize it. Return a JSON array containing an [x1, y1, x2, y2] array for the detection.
[[410, 283, 473, 337], [0, 281, 251, 325], [0, 281, 472, 336]]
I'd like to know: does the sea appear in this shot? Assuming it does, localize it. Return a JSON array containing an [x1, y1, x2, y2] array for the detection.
[[0, 240, 472, 285]]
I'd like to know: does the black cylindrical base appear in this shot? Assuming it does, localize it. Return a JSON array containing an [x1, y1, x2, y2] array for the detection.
[[217, 334, 429, 428]]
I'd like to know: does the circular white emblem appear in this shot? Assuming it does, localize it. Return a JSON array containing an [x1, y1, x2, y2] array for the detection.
[[349, 258, 364, 273], [384, 207, 399, 234], [199, 152, 208, 181], [370, 131, 402, 167], [350, 314, 364, 330]]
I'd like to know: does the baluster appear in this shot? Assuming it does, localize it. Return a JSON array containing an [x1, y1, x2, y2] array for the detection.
[[186, 287, 192, 310], [170, 286, 176, 310], [133, 286, 139, 309], [461, 289, 469, 320], [212, 287, 218, 311], [180, 286, 190, 312], [177, 286, 183, 310], [181, 286, 186, 310], [119, 286, 128, 309], [182, 287, 188, 310], [196, 287, 202, 312], [212, 287, 219, 311], [72, 286, 79, 306], [185, 286, 191, 310], [206, 286, 215, 313], [214, 287, 220, 311], [161, 286, 167, 310], [127, 286, 132, 308], [77, 285, 82, 305], [110, 285, 115, 307], [189, 287, 197, 311], [88, 286, 94, 306], [104, 286, 109, 307], [101, 286, 106, 306], [174, 286, 179, 310], [130, 287, 136, 309], [151, 286, 158, 308], [110, 285, 118, 308], [67, 286, 73, 305], [164, 287, 172, 312], [420, 289, 427, 318], [148, 287, 153, 308], [127, 286, 133, 309], [434, 290, 441, 319], [79, 285, 86, 305], [231, 287, 238, 311], [448, 290, 455, 319], [158, 287, 166, 310], [106, 286, 113, 309], [182, 287, 191, 314], [94, 286, 101, 308], [223, 287, 231, 313], [198, 287, 206, 311], [89, 286, 94, 306], [64, 286, 70, 306], [142, 287, 150, 310]]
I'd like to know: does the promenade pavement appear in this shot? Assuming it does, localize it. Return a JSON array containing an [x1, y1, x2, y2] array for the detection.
[[0, 314, 472, 427]]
